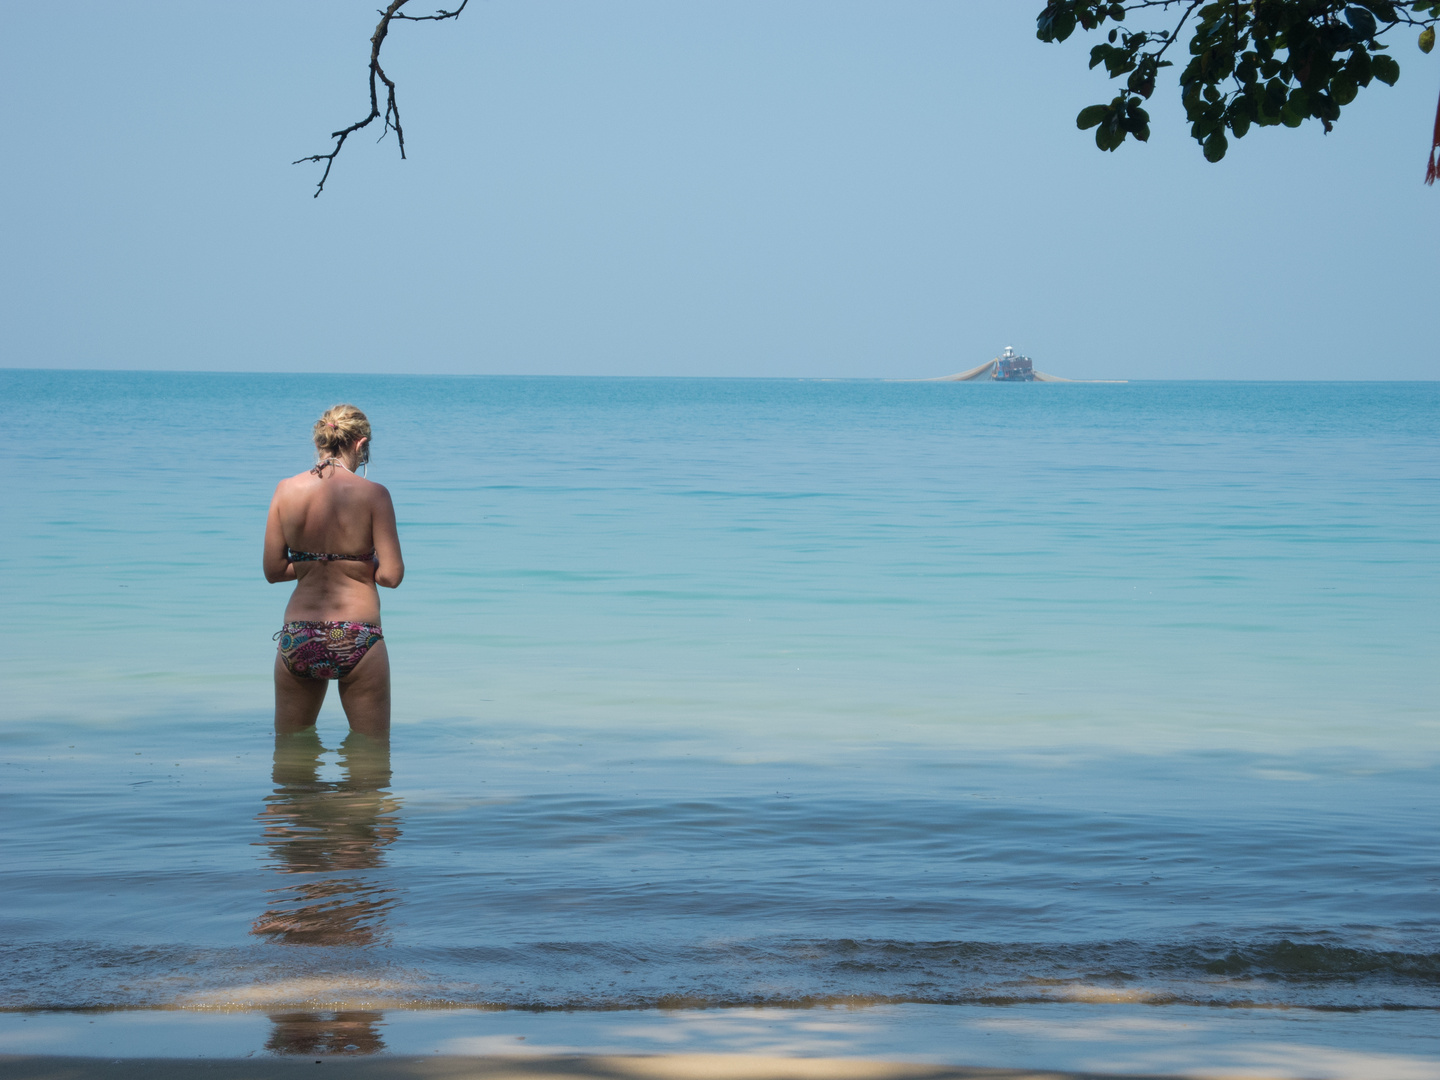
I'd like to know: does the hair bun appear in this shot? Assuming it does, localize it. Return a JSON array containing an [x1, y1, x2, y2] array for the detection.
[[313, 405, 371, 458]]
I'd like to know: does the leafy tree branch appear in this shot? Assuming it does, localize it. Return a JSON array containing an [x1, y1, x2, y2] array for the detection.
[[1037, 0, 1440, 175]]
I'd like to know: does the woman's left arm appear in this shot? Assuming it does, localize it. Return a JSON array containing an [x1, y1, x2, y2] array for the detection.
[[263, 485, 296, 583], [372, 484, 405, 589]]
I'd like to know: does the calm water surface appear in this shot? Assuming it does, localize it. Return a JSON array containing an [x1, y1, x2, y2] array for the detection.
[[1, 372, 1436, 1032]]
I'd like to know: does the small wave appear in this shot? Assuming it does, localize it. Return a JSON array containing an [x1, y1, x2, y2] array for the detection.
[[1195, 940, 1440, 980], [5, 936, 1440, 1013]]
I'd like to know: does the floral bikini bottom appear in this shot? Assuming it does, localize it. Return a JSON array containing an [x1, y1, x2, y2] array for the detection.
[[275, 621, 384, 680]]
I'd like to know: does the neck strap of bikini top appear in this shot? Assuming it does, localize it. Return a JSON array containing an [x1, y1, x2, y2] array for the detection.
[[311, 457, 351, 478]]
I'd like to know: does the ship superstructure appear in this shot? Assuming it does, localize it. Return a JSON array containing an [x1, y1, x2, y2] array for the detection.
[[992, 346, 1033, 381]]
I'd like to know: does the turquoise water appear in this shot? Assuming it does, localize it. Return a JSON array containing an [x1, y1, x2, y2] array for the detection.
[[1, 372, 1437, 1028]]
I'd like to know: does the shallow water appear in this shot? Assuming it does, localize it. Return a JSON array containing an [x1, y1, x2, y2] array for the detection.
[[1, 372, 1437, 1029]]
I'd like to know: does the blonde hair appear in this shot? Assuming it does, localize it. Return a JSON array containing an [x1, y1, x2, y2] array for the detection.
[[313, 404, 371, 460]]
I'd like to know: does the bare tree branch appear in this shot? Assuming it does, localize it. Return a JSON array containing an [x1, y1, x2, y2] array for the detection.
[[294, 0, 470, 198], [392, 2, 470, 22]]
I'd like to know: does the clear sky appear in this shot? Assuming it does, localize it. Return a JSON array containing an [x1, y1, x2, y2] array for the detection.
[[3, 2, 1437, 379]]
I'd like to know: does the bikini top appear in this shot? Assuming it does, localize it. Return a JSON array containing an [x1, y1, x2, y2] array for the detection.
[[290, 461, 374, 563], [288, 547, 376, 563]]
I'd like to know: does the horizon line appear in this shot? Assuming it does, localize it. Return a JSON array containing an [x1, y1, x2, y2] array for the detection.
[[2, 367, 1437, 383]]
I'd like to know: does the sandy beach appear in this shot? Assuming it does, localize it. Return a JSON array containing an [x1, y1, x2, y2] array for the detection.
[[4, 1004, 1440, 1080], [0, 1057, 1204, 1080]]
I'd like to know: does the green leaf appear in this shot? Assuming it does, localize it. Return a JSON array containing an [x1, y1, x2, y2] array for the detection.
[[1203, 130, 1229, 162], [1037, 9, 1077, 42], [1312, 91, 1341, 122], [1229, 95, 1257, 136], [1420, 27, 1435, 53], [1371, 53, 1401, 83], [1345, 7, 1379, 40], [1264, 78, 1288, 111], [1347, 47, 1374, 84], [1124, 101, 1151, 138], [1279, 89, 1308, 127], [1330, 71, 1360, 104], [1095, 115, 1127, 151], [1077, 104, 1111, 130], [1128, 69, 1156, 97]]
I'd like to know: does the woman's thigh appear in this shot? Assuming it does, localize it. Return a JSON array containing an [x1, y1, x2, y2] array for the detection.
[[274, 653, 328, 733], [338, 639, 390, 738]]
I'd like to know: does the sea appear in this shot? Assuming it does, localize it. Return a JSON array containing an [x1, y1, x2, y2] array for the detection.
[[1, 371, 1437, 1072]]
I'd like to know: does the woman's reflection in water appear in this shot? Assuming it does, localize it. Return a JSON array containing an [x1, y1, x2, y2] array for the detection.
[[264, 1011, 388, 1056], [254, 730, 401, 1055]]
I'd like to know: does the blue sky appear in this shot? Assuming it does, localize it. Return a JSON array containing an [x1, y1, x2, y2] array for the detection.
[[3, 2, 1437, 379]]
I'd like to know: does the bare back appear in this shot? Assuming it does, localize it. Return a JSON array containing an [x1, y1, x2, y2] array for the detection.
[[264, 467, 404, 624]]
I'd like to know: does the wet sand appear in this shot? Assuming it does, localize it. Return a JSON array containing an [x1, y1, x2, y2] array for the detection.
[[0, 1057, 1198, 1080], [5, 1005, 1438, 1080]]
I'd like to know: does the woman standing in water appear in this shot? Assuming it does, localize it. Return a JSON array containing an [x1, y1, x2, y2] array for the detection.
[[263, 405, 404, 737]]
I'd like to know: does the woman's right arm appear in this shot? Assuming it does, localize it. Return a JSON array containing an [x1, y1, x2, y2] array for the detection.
[[263, 485, 296, 583], [371, 484, 405, 589]]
